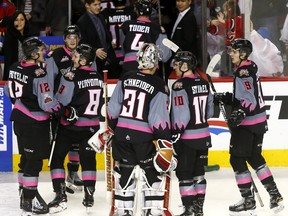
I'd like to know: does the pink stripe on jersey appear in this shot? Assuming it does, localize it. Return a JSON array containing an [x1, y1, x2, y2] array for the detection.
[[180, 189, 197, 196], [82, 175, 96, 181], [23, 181, 38, 187], [117, 122, 153, 133], [14, 103, 50, 121], [181, 132, 210, 139], [124, 56, 137, 62], [68, 155, 79, 161], [195, 188, 206, 194], [240, 116, 266, 126]]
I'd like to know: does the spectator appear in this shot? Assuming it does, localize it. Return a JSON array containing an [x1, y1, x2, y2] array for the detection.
[[15, 0, 48, 36], [2, 10, 29, 80], [77, 0, 116, 76], [0, 0, 16, 33]]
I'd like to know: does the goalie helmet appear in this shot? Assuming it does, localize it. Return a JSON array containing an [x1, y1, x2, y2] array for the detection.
[[137, 43, 162, 69], [112, 0, 126, 7], [64, 25, 81, 39], [173, 51, 198, 71], [76, 44, 96, 66], [230, 38, 253, 58], [22, 37, 47, 58], [135, 0, 152, 17]]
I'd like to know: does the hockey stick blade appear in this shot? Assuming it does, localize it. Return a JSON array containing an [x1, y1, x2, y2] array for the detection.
[[206, 54, 221, 76], [204, 164, 220, 172], [162, 38, 181, 53]]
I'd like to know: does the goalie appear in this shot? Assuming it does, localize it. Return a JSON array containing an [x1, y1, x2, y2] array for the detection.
[[89, 43, 176, 216]]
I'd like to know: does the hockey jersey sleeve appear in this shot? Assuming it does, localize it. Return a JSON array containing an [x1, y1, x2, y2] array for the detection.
[[54, 75, 75, 106], [148, 91, 171, 140], [234, 75, 257, 113], [45, 55, 59, 90], [33, 75, 62, 113], [155, 33, 172, 63], [107, 80, 123, 130], [170, 88, 190, 135]]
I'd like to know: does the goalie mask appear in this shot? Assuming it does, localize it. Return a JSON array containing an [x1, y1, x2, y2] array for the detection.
[[137, 43, 162, 70], [75, 44, 96, 66], [173, 51, 198, 73], [153, 139, 177, 173]]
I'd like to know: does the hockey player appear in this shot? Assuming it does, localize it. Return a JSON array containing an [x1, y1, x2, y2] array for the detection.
[[46, 25, 84, 193], [48, 43, 104, 213], [214, 38, 284, 215], [107, 43, 175, 216], [101, 0, 137, 78], [170, 51, 214, 216], [120, 0, 171, 73], [4, 37, 63, 216]]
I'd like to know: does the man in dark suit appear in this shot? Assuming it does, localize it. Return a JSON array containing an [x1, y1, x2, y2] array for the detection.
[[77, 0, 116, 76], [171, 0, 197, 56]]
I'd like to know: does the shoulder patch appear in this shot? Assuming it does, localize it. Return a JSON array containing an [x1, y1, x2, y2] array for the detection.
[[173, 81, 183, 90], [34, 68, 46, 77], [239, 69, 249, 77], [63, 71, 75, 80]]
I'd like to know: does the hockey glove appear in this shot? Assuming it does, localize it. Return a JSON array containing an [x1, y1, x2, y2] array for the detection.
[[153, 139, 178, 173], [64, 106, 79, 124], [213, 92, 233, 106], [88, 127, 114, 153], [171, 133, 181, 156], [228, 109, 246, 128]]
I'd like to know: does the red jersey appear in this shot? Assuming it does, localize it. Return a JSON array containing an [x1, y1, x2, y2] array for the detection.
[[0, 0, 16, 33]]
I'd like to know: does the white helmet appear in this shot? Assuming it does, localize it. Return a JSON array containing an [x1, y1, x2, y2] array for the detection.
[[137, 43, 162, 70]]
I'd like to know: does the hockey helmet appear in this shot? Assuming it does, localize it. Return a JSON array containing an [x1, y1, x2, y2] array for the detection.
[[112, 0, 126, 7], [173, 51, 198, 71], [137, 43, 162, 70], [75, 44, 96, 66], [22, 37, 47, 58], [230, 38, 253, 58], [135, 0, 152, 16], [64, 25, 81, 39]]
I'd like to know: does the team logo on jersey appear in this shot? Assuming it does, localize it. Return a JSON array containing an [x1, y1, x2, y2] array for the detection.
[[173, 82, 183, 89], [44, 94, 52, 103], [34, 68, 45, 77], [60, 56, 70, 62], [239, 69, 249, 77], [64, 71, 75, 80]]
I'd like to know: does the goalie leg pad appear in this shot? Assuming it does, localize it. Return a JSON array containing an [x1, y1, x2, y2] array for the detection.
[[114, 164, 137, 215]]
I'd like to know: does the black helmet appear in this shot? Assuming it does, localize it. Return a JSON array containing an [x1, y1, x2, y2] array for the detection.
[[173, 51, 198, 71], [76, 44, 96, 66], [22, 37, 46, 58], [64, 25, 81, 39], [230, 38, 253, 58], [135, 0, 152, 16], [112, 0, 126, 7]]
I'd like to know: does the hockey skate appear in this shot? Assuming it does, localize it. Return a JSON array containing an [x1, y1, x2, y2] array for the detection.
[[177, 205, 194, 216], [114, 209, 133, 216], [21, 195, 49, 216], [229, 196, 256, 216], [66, 171, 83, 193], [267, 184, 284, 213], [48, 183, 67, 214], [82, 186, 95, 212], [145, 209, 165, 216]]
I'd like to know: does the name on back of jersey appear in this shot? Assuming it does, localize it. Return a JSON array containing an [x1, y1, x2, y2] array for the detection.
[[192, 85, 208, 94], [109, 15, 131, 23], [129, 24, 150, 33], [78, 78, 103, 89], [9, 70, 28, 83], [123, 78, 154, 94]]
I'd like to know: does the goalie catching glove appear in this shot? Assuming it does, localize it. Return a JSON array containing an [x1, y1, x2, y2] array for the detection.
[[88, 127, 114, 153], [153, 139, 178, 173]]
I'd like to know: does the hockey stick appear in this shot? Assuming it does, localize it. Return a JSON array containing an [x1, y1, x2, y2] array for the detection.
[[48, 121, 59, 167]]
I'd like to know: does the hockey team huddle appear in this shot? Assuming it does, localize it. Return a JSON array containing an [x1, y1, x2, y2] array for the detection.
[[4, 1, 286, 216]]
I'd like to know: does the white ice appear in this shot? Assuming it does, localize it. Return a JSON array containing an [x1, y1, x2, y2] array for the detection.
[[0, 168, 287, 216]]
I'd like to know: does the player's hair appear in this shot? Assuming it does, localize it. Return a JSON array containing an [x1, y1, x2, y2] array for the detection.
[[22, 37, 46, 59], [112, 0, 126, 7]]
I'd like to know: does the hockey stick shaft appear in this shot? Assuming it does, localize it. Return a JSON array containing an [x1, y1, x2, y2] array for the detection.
[[48, 121, 59, 167]]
